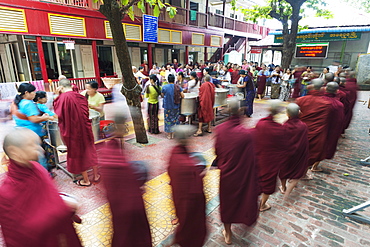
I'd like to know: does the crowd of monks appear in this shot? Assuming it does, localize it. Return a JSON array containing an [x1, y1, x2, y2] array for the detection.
[[0, 68, 358, 246]]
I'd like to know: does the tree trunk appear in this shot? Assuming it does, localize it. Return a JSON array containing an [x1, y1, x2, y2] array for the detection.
[[100, 0, 148, 144], [280, 0, 306, 69]]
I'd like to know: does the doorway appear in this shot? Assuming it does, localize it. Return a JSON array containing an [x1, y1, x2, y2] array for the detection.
[[98, 46, 114, 77]]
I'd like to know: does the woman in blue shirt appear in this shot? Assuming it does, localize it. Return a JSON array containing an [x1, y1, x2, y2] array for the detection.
[[13, 83, 54, 171], [161, 74, 184, 139]]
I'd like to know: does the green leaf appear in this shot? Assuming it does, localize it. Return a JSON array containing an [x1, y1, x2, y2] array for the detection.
[[127, 6, 135, 21], [157, 0, 165, 9], [168, 6, 177, 18], [121, 0, 129, 5], [137, 0, 145, 13], [153, 5, 160, 17]]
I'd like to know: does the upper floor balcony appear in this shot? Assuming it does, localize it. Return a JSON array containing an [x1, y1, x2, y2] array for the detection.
[[35, 0, 268, 38]]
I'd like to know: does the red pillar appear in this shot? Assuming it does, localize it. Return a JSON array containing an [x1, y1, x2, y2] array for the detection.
[[204, 47, 208, 62], [92, 40, 101, 86], [36, 36, 48, 82], [148, 43, 153, 69], [185, 46, 189, 64], [244, 38, 248, 60]]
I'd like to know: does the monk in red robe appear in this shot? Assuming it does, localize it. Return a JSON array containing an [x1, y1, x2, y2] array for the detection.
[[255, 100, 288, 212], [168, 125, 207, 247], [0, 128, 82, 247], [195, 75, 215, 136], [279, 103, 309, 199], [296, 79, 332, 172], [54, 79, 99, 186], [100, 138, 152, 247], [342, 70, 358, 134], [323, 82, 344, 160], [215, 98, 259, 244]]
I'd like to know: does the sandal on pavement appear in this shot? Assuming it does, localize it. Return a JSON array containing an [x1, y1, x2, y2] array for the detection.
[[93, 174, 102, 184], [76, 179, 92, 187]]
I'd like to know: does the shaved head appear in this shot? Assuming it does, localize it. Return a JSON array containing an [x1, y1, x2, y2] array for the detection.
[[326, 82, 339, 94], [268, 99, 283, 116], [324, 72, 334, 83], [59, 79, 71, 88], [228, 97, 240, 116], [286, 103, 300, 118], [3, 128, 41, 164], [312, 79, 324, 90], [173, 125, 196, 145]]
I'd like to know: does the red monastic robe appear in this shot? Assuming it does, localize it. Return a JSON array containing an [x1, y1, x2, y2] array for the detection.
[[99, 139, 152, 247], [255, 115, 288, 195], [296, 90, 332, 166], [279, 117, 309, 179], [168, 145, 207, 247], [198, 81, 215, 123], [0, 160, 82, 247], [54, 91, 97, 174], [323, 92, 344, 159], [343, 78, 358, 130], [337, 87, 350, 127], [215, 116, 259, 225]]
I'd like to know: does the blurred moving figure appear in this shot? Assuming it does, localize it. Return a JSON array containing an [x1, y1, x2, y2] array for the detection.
[[0, 128, 82, 247], [194, 75, 215, 136], [99, 113, 152, 247], [54, 79, 99, 186], [323, 82, 344, 161], [279, 103, 309, 199], [214, 98, 259, 245], [168, 125, 207, 247], [255, 100, 287, 212], [296, 79, 331, 172], [342, 69, 358, 135]]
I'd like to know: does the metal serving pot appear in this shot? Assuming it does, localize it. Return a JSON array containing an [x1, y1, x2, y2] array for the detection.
[[47, 109, 101, 148], [180, 92, 198, 115], [214, 88, 229, 107]]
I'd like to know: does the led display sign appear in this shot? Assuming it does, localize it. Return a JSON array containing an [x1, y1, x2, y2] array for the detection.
[[295, 43, 329, 58]]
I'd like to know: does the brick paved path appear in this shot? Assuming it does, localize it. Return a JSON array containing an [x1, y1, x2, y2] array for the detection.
[[0, 92, 369, 246], [203, 92, 370, 247]]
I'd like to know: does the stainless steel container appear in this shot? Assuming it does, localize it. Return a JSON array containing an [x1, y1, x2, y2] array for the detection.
[[181, 93, 198, 115], [47, 109, 101, 148], [227, 84, 239, 95], [214, 88, 229, 106]]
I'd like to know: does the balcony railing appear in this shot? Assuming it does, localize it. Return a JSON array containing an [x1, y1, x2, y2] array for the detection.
[[39, 0, 91, 8], [37, 0, 268, 37]]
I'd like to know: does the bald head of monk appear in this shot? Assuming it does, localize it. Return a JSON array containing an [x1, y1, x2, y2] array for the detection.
[[174, 125, 195, 146], [268, 99, 283, 116], [3, 128, 42, 167], [312, 78, 324, 90], [339, 77, 346, 86], [324, 73, 334, 83], [229, 97, 240, 116], [286, 103, 300, 119], [326, 82, 339, 94]]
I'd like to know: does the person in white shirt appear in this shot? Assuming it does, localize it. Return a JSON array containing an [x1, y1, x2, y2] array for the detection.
[[187, 71, 200, 94], [279, 68, 294, 101]]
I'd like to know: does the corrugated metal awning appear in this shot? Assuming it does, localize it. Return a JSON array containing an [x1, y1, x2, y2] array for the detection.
[[270, 26, 370, 35]]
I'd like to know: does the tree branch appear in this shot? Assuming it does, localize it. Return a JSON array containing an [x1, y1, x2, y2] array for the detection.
[[121, 0, 140, 13]]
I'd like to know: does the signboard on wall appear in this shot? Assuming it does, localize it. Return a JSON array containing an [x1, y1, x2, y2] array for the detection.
[[274, 32, 361, 43], [63, 40, 75, 49], [250, 47, 262, 54], [295, 43, 329, 58], [143, 14, 158, 43]]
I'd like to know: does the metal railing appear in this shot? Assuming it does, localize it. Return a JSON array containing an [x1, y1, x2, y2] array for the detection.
[[48, 77, 97, 92], [38, 0, 90, 8]]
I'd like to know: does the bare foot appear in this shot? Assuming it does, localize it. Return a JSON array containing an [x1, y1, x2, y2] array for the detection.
[[279, 186, 286, 194], [222, 230, 232, 245], [260, 203, 271, 212], [311, 168, 323, 172], [301, 174, 313, 180]]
